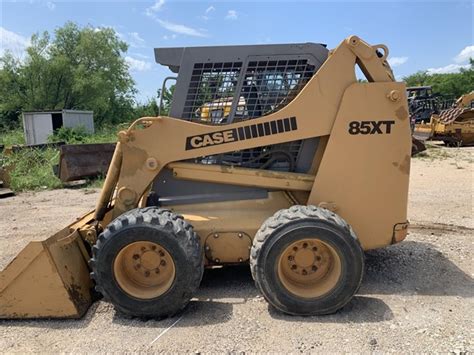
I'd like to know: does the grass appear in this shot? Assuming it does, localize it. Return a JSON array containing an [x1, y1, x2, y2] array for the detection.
[[0, 126, 119, 191], [413, 143, 452, 161], [0, 129, 25, 146], [3, 148, 63, 191]]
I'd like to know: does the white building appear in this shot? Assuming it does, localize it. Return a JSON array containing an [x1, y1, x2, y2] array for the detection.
[[22, 110, 94, 145]]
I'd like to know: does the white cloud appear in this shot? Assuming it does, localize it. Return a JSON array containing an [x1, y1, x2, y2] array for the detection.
[[128, 32, 146, 48], [454, 45, 474, 63], [205, 6, 215, 14], [156, 19, 207, 37], [148, 0, 165, 13], [423, 44, 473, 75], [388, 56, 408, 67], [225, 10, 238, 20], [46, 1, 55, 10], [145, 2, 207, 37], [125, 56, 152, 72], [201, 5, 216, 20], [163, 34, 177, 40], [427, 63, 470, 75], [131, 53, 150, 59], [0, 27, 30, 57]]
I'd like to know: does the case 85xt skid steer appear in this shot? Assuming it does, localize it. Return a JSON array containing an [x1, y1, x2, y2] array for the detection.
[[0, 36, 411, 319]]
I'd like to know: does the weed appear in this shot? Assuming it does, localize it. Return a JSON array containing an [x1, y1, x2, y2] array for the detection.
[[1, 126, 120, 191], [3, 148, 62, 191]]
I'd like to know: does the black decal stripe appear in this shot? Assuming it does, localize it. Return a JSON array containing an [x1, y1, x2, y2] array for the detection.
[[270, 121, 277, 134], [185, 116, 298, 150], [238, 127, 245, 140], [290, 116, 297, 130], [264, 122, 271, 135], [277, 119, 284, 133], [244, 126, 251, 139], [251, 124, 258, 138]]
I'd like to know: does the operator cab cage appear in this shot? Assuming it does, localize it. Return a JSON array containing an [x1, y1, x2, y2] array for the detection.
[[154, 42, 329, 173]]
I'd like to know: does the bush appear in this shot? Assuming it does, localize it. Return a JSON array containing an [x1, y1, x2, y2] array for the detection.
[[47, 126, 90, 144], [0, 128, 25, 146]]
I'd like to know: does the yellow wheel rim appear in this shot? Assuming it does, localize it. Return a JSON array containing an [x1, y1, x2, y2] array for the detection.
[[113, 241, 176, 299], [277, 238, 342, 298]]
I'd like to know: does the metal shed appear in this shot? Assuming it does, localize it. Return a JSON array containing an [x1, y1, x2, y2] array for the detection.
[[22, 110, 94, 145]]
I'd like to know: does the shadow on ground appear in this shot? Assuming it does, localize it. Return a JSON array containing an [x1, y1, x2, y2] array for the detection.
[[361, 241, 473, 297]]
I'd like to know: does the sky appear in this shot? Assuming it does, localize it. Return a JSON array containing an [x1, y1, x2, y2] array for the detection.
[[1, 0, 473, 103]]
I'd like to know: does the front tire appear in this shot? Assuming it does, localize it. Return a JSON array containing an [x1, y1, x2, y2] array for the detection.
[[90, 207, 203, 318], [250, 205, 364, 315]]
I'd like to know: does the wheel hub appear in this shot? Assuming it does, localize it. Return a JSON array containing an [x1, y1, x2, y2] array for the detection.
[[286, 240, 327, 277], [133, 247, 167, 275], [278, 238, 342, 298], [113, 241, 176, 299]]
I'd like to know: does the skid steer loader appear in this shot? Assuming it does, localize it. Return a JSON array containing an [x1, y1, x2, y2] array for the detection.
[[0, 36, 411, 319]]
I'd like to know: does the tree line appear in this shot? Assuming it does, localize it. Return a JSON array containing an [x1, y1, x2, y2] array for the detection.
[[0, 22, 472, 131]]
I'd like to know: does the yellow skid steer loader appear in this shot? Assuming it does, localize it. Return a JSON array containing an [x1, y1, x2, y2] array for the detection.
[[0, 36, 411, 319]]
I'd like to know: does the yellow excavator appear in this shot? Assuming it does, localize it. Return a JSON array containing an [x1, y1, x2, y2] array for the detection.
[[0, 36, 411, 319]]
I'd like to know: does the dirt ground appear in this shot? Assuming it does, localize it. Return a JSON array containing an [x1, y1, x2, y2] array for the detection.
[[0, 144, 472, 353]]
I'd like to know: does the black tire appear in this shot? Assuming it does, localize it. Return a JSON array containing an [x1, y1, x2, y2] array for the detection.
[[250, 205, 364, 316], [90, 207, 203, 318]]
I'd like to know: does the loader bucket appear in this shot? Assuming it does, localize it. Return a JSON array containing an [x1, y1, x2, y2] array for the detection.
[[0, 212, 95, 319], [57, 143, 116, 182]]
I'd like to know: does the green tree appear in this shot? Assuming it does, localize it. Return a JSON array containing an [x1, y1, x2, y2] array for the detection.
[[403, 59, 474, 99], [0, 22, 136, 129]]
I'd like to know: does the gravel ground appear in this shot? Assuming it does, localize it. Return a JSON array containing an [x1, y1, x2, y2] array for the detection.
[[0, 144, 472, 353]]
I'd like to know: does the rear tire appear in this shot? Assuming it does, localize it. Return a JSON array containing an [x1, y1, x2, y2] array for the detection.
[[250, 205, 364, 315], [90, 207, 203, 318]]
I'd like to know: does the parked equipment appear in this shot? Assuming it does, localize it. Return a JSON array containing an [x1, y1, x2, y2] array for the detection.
[[0, 36, 411, 319], [430, 91, 474, 147]]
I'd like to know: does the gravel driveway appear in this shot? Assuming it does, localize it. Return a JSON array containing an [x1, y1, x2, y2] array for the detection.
[[0, 145, 472, 353]]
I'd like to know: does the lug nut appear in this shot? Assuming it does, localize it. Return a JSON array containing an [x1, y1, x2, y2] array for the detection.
[[312, 246, 318, 251], [312, 265, 318, 271], [151, 245, 157, 250], [302, 269, 307, 275], [155, 268, 160, 274], [160, 260, 166, 266], [141, 247, 146, 252], [288, 255, 294, 261], [293, 246, 298, 252], [316, 256, 321, 261], [159, 250, 165, 257], [291, 265, 297, 270], [132, 254, 140, 260], [303, 243, 308, 249], [144, 271, 150, 277]]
